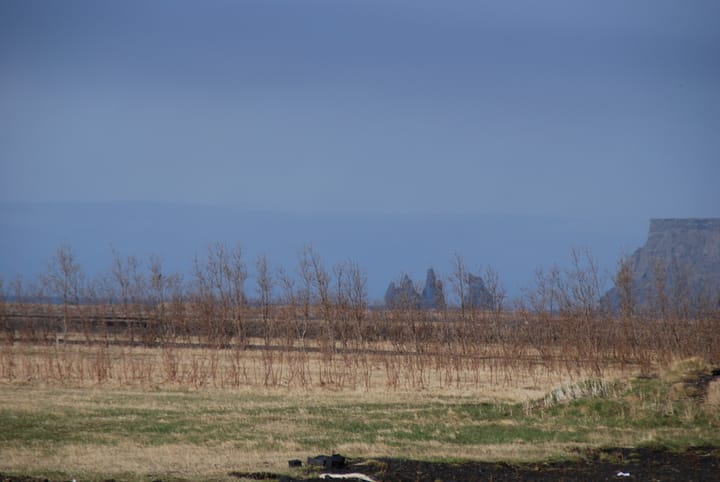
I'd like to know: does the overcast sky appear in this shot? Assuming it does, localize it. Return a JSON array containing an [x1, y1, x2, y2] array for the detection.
[[2, 0, 719, 218]]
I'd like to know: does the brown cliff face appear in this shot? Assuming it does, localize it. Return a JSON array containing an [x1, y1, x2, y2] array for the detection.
[[612, 218, 720, 312]]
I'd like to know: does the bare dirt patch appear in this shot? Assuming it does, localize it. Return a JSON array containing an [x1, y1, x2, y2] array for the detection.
[[258, 446, 720, 481]]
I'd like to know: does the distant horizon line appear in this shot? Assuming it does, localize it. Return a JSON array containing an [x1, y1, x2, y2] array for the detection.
[[2, 199, 699, 221]]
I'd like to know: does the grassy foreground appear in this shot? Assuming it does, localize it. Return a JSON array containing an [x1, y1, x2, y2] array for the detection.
[[1, 358, 718, 481]]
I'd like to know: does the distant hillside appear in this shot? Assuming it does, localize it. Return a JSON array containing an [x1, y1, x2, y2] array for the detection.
[[606, 218, 720, 312]]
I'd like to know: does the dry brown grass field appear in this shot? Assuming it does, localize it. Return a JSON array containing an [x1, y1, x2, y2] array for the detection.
[[2, 245, 719, 480], [0, 338, 623, 395], [0, 339, 628, 479], [1, 325, 719, 481]]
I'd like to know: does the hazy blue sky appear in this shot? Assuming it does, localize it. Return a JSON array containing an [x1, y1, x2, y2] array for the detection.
[[2, 0, 719, 217], [1, 1, 719, 298]]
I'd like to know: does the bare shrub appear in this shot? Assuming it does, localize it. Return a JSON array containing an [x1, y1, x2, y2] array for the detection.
[[192, 243, 248, 347], [44, 244, 84, 342]]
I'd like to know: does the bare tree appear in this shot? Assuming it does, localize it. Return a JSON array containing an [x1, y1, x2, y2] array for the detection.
[[45, 244, 84, 342], [306, 245, 331, 317], [482, 265, 506, 313], [449, 252, 468, 317], [334, 259, 367, 344], [146, 255, 166, 343], [11, 274, 53, 344], [92, 270, 117, 343], [278, 265, 305, 341], [650, 259, 668, 320], [300, 245, 333, 347], [669, 259, 693, 320], [529, 264, 564, 316], [565, 247, 603, 320], [166, 271, 187, 342], [613, 256, 635, 320], [346, 260, 368, 325], [297, 248, 314, 323], [255, 254, 274, 344], [193, 243, 248, 347], [146, 255, 183, 344], [613, 255, 640, 363], [111, 248, 145, 342], [78, 275, 100, 343]]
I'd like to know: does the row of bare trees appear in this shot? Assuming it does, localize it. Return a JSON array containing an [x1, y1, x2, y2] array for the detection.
[[1, 243, 719, 372], [0, 243, 368, 347]]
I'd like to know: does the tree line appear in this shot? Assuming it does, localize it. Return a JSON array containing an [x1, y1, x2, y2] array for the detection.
[[1, 243, 718, 371]]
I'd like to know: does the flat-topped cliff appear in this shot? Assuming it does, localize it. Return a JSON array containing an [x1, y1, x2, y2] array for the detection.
[[609, 218, 720, 311]]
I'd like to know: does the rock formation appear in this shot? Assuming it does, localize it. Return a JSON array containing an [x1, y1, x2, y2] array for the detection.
[[385, 269, 447, 309], [466, 273, 492, 309], [385, 268, 495, 310], [606, 218, 720, 312], [384, 274, 420, 308], [421, 268, 446, 309]]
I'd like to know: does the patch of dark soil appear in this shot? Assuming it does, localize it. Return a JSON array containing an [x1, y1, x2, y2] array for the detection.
[[279, 446, 720, 482], [229, 472, 284, 480], [3, 447, 718, 482]]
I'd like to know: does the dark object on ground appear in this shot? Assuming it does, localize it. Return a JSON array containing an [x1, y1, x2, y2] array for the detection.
[[289, 459, 303, 468], [307, 454, 346, 469]]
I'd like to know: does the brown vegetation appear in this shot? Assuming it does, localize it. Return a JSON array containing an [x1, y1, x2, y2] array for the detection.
[[0, 244, 718, 391]]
